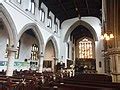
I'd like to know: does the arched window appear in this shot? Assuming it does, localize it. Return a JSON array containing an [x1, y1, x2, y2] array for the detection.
[[55, 23, 58, 33], [40, 9, 45, 22], [39, 9, 42, 21], [17, 0, 22, 4], [28, 0, 35, 14], [47, 17, 52, 28], [31, 44, 39, 60], [79, 38, 93, 59], [31, 0, 35, 14], [42, 11, 45, 22]]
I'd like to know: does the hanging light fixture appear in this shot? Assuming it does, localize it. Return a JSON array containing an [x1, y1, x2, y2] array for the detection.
[[110, 34, 114, 39], [101, 33, 114, 41]]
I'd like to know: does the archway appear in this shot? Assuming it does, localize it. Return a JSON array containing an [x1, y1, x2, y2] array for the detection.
[[64, 20, 98, 42], [18, 23, 44, 70], [64, 20, 98, 74], [0, 5, 17, 76], [0, 5, 17, 66], [44, 36, 58, 72], [18, 23, 44, 53], [0, 5, 17, 47]]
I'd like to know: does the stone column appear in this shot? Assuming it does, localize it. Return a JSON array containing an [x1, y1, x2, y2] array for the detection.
[[69, 41, 72, 60], [6, 47, 17, 76], [65, 43, 68, 68], [38, 53, 44, 73], [54, 57, 58, 72]]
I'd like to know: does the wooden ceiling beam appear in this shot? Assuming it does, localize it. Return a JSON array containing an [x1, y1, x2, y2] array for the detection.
[[58, 0, 69, 19]]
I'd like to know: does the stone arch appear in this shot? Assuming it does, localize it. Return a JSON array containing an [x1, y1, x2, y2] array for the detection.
[[64, 20, 98, 42], [44, 36, 59, 72], [45, 36, 58, 58], [0, 4, 17, 47], [18, 23, 44, 53]]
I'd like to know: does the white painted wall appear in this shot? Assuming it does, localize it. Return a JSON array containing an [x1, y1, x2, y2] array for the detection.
[[0, 25, 13, 71], [0, 27, 8, 61], [0, 0, 3, 3], [1, 1, 61, 54]]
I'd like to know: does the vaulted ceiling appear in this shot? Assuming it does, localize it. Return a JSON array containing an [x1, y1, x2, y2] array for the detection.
[[41, 0, 102, 22]]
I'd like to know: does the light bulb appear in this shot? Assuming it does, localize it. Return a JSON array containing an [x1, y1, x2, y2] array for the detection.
[[110, 34, 114, 38], [106, 36, 110, 41], [104, 33, 108, 38]]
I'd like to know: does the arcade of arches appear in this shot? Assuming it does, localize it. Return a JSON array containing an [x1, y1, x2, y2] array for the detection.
[[0, 0, 120, 84]]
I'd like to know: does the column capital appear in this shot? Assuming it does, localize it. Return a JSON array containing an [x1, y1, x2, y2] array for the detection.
[[38, 53, 44, 57], [7, 47, 17, 52], [53, 57, 58, 60]]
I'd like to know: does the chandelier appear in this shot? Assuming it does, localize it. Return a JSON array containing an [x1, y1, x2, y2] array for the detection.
[[101, 33, 114, 40]]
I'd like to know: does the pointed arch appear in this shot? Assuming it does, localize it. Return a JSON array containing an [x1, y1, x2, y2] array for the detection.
[[64, 20, 98, 42], [18, 23, 44, 53], [0, 4, 17, 47], [45, 36, 58, 58]]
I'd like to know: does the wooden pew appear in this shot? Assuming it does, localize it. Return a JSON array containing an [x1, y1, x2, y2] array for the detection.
[[56, 79, 120, 89], [70, 74, 112, 82], [52, 82, 120, 90], [50, 74, 120, 90]]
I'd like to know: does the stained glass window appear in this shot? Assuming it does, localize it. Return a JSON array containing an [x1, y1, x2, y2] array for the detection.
[[31, 44, 39, 60], [79, 38, 93, 58]]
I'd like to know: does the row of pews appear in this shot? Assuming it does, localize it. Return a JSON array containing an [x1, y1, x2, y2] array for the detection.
[[0, 70, 68, 90], [0, 70, 120, 90], [52, 74, 120, 90]]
